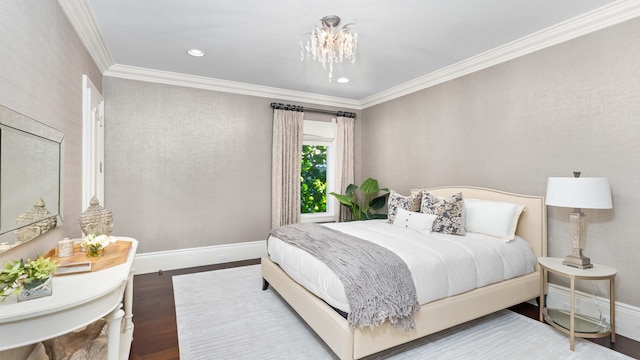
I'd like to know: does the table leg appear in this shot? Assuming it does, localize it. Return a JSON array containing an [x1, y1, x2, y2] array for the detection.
[[570, 277, 575, 351], [539, 268, 545, 322], [610, 276, 616, 343], [124, 270, 134, 331], [106, 305, 125, 360]]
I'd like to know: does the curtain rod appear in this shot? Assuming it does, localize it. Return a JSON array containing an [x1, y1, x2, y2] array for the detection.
[[270, 102, 356, 119]]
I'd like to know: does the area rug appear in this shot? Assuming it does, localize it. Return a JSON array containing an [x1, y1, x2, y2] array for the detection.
[[173, 265, 631, 360]]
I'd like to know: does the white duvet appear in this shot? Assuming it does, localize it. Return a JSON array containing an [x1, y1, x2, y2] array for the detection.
[[268, 220, 537, 313]]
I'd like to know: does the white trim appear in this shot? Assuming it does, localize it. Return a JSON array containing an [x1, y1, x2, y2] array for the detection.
[[60, 0, 640, 110], [132, 240, 267, 275], [104, 64, 362, 109], [360, 0, 640, 108], [546, 283, 640, 342], [300, 213, 335, 223], [82, 74, 105, 211], [57, 0, 113, 73]]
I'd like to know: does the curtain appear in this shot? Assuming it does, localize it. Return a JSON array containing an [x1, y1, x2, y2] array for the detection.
[[271, 109, 304, 228], [334, 116, 355, 222]]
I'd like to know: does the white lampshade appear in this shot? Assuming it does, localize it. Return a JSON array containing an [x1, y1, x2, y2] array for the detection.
[[545, 177, 612, 209]]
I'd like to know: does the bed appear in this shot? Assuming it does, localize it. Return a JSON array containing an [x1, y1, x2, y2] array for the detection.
[[261, 186, 547, 360]]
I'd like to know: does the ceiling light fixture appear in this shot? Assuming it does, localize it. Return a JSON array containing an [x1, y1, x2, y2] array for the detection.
[[301, 15, 357, 82], [187, 49, 205, 57]]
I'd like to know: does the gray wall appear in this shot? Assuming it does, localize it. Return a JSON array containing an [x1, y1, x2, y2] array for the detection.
[[360, 18, 640, 306], [103, 77, 361, 254], [0, 1, 102, 358], [0, 2, 101, 258]]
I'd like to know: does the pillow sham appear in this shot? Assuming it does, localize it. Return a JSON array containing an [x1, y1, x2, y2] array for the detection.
[[421, 192, 465, 235], [387, 190, 422, 224], [392, 208, 437, 234], [464, 199, 525, 241]]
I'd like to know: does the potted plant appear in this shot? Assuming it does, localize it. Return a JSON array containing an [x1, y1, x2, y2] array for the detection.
[[330, 177, 389, 220], [82, 234, 112, 257], [0, 256, 58, 302]]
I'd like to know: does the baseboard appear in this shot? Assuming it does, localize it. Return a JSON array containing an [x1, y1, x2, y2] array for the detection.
[[546, 283, 640, 342], [132, 240, 267, 275]]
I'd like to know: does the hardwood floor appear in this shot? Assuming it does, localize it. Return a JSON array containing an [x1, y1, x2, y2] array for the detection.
[[130, 260, 639, 359], [129, 259, 260, 360]]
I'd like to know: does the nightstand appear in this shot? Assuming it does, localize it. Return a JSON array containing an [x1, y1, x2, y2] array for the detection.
[[538, 257, 616, 351]]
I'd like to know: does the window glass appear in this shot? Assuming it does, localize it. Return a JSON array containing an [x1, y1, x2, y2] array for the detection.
[[300, 120, 336, 222], [301, 145, 327, 214]]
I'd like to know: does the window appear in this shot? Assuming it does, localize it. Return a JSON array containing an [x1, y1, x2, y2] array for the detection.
[[301, 145, 327, 214], [300, 120, 336, 223]]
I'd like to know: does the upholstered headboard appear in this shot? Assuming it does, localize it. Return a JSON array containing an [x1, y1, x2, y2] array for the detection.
[[411, 186, 547, 261]]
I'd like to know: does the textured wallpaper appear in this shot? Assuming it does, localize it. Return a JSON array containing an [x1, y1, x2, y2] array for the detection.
[[0, 2, 101, 256], [102, 78, 361, 254], [0, 1, 102, 358], [360, 18, 640, 306], [103, 78, 274, 253]]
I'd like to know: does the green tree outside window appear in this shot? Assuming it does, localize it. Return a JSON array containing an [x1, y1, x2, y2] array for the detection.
[[301, 145, 327, 213]]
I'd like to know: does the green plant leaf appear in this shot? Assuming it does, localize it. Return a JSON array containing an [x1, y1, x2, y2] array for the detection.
[[330, 177, 389, 221], [359, 178, 380, 194], [330, 192, 355, 207], [344, 184, 358, 197], [369, 195, 387, 210]]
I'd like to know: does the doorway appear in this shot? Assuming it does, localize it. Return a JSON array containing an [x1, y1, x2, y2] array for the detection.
[[82, 74, 105, 210]]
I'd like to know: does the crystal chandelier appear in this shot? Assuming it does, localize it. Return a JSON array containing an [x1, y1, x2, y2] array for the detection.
[[301, 15, 358, 81]]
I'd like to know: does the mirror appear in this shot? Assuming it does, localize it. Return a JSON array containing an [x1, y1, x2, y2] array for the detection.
[[0, 105, 63, 253]]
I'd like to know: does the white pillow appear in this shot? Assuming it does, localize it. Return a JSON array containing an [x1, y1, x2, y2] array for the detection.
[[393, 208, 437, 234], [464, 199, 525, 241]]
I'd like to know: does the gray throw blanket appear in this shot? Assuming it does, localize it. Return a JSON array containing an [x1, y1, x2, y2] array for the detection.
[[269, 223, 419, 330]]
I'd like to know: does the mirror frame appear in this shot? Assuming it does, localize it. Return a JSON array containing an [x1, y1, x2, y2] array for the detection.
[[0, 105, 64, 252]]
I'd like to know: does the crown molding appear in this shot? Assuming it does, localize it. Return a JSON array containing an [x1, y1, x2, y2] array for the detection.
[[60, 0, 640, 110], [104, 64, 362, 109], [58, 0, 113, 73], [360, 0, 640, 108]]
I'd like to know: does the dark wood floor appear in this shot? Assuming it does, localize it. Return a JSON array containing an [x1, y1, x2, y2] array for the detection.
[[130, 260, 639, 359]]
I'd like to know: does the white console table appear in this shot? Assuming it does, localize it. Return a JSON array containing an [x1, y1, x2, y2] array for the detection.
[[0, 237, 137, 360]]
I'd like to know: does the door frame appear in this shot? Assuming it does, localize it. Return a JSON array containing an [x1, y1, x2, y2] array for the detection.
[[82, 74, 105, 210]]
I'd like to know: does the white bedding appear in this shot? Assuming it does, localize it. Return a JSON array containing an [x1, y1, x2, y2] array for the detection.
[[268, 220, 537, 313]]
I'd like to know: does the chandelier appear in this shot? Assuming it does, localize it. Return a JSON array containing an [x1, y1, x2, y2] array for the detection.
[[301, 15, 358, 81]]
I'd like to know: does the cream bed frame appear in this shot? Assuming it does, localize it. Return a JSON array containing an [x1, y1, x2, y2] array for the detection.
[[261, 186, 547, 360]]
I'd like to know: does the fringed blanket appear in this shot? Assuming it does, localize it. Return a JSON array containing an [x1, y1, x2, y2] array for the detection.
[[269, 223, 419, 330]]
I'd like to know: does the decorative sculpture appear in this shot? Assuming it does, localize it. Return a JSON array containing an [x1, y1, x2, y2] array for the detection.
[[15, 197, 57, 242], [78, 196, 114, 236]]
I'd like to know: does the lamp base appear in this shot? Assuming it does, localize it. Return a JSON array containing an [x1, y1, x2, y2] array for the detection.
[[563, 248, 593, 269]]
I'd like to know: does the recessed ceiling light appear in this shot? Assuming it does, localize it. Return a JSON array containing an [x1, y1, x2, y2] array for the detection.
[[187, 49, 205, 57], [337, 77, 350, 83]]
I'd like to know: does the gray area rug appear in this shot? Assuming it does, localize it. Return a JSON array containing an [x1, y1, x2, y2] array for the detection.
[[173, 265, 631, 360]]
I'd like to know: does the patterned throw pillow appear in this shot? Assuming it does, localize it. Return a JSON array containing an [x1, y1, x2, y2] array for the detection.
[[421, 192, 466, 235], [387, 190, 422, 223]]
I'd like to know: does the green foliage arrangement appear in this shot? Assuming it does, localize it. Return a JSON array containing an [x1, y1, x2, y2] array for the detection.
[[330, 177, 389, 220], [301, 145, 328, 214], [0, 257, 58, 301]]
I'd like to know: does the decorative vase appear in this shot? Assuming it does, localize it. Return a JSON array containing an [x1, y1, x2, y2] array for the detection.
[[15, 197, 57, 243], [17, 276, 53, 302], [78, 196, 114, 236], [86, 245, 104, 258]]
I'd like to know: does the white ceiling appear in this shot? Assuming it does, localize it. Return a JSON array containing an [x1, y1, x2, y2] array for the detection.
[[77, 0, 630, 106]]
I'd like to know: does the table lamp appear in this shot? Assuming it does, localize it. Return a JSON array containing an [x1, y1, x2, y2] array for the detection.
[[545, 172, 612, 269]]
